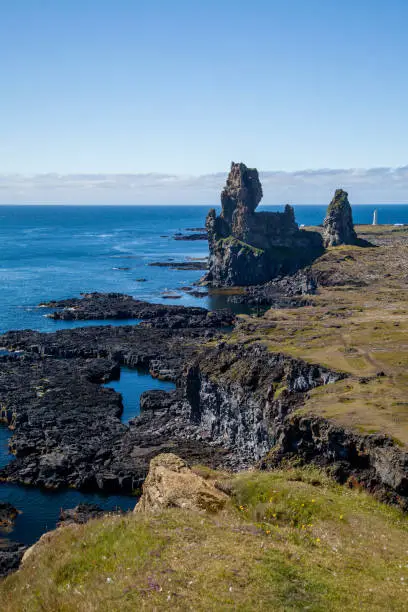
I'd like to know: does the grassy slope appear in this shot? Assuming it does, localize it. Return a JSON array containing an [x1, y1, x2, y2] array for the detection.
[[229, 225, 408, 445], [1, 466, 408, 611]]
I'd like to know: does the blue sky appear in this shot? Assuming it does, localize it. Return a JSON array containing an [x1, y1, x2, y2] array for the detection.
[[1, 0, 408, 203]]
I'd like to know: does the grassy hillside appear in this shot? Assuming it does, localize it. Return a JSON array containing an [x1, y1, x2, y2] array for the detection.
[[229, 226, 408, 446], [1, 466, 407, 611]]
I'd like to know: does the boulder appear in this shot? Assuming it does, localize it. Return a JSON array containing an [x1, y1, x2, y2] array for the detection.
[[322, 189, 358, 247], [0, 502, 18, 527], [134, 453, 228, 513], [58, 503, 106, 525]]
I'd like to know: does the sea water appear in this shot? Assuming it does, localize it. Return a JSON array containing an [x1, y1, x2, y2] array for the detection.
[[2, 204, 408, 333]]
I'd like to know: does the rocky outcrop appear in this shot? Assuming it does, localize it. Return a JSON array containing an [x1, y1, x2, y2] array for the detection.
[[174, 233, 207, 241], [180, 343, 408, 507], [0, 502, 18, 528], [0, 303, 235, 492], [260, 414, 408, 509], [134, 453, 228, 513], [0, 541, 27, 578], [182, 343, 344, 467], [149, 261, 208, 271], [203, 162, 323, 286], [322, 189, 358, 247], [41, 293, 230, 326], [58, 503, 108, 525]]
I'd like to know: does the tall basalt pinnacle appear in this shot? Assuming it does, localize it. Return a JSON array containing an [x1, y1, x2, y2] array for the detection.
[[220, 162, 263, 224], [323, 189, 358, 247], [203, 162, 324, 287]]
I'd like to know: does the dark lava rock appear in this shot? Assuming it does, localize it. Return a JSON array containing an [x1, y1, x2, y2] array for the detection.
[[0, 355, 125, 490], [203, 162, 323, 287], [181, 342, 346, 465], [174, 233, 208, 241], [58, 503, 111, 525], [227, 270, 317, 306], [0, 502, 18, 527], [322, 189, 359, 247], [149, 261, 208, 271], [189, 290, 209, 298], [0, 540, 27, 577], [0, 305, 235, 492], [41, 293, 228, 325], [134, 278, 147, 282], [0, 312, 407, 508]]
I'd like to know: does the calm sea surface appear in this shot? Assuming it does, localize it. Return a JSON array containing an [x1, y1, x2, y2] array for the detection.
[[0, 203, 407, 544]]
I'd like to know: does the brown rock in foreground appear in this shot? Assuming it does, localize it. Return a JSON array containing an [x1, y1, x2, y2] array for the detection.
[[134, 453, 228, 513]]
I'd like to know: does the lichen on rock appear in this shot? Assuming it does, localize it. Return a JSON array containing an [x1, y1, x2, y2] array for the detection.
[[134, 453, 228, 513]]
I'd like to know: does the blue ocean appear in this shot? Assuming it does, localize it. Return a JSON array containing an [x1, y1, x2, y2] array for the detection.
[[0, 203, 407, 545], [2, 204, 408, 334]]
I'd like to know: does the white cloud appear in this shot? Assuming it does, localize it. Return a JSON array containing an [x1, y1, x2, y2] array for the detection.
[[0, 166, 407, 205]]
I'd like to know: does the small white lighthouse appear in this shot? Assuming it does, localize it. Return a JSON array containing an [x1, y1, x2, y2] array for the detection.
[[373, 209, 378, 225]]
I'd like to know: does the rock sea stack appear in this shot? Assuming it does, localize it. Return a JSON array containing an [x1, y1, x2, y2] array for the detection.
[[203, 162, 323, 286], [322, 189, 358, 247]]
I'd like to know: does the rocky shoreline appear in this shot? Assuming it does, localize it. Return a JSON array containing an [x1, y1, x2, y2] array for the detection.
[[0, 292, 406, 512]]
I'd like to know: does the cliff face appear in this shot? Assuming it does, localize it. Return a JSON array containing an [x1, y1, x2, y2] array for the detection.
[[322, 189, 358, 247], [181, 343, 408, 508], [182, 343, 344, 467], [204, 162, 323, 286]]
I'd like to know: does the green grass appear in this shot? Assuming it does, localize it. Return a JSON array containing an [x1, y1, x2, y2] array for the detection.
[[2, 466, 408, 611], [217, 235, 265, 256]]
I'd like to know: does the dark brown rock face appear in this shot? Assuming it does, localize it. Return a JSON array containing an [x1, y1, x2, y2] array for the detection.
[[221, 162, 263, 225], [204, 162, 323, 287], [322, 189, 358, 247]]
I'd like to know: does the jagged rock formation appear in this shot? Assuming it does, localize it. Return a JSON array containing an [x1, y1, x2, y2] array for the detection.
[[58, 503, 107, 526], [203, 162, 323, 286], [182, 343, 344, 465], [0, 502, 18, 528], [0, 541, 27, 578], [322, 189, 358, 247], [134, 453, 228, 513]]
